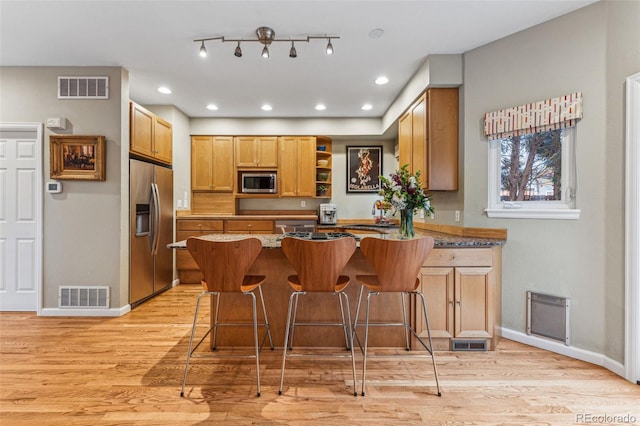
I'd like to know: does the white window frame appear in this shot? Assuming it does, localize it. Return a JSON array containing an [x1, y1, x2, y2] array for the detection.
[[486, 127, 581, 220]]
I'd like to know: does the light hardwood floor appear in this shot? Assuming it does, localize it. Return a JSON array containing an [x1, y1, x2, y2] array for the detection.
[[1, 284, 638, 425]]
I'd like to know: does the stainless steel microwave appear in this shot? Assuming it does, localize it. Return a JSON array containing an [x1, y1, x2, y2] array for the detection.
[[241, 172, 277, 194]]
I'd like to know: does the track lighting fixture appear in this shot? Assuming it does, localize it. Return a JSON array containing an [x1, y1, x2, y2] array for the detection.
[[194, 26, 339, 59]]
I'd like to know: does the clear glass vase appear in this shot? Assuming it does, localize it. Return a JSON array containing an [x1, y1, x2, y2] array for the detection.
[[399, 209, 415, 239]]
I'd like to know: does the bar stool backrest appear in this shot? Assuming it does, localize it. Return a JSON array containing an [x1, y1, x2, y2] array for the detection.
[[281, 237, 356, 292], [360, 236, 435, 292], [186, 237, 263, 293]]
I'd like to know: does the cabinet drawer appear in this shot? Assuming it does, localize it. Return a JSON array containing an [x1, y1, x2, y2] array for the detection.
[[177, 219, 224, 232], [225, 220, 274, 232], [176, 230, 223, 269], [425, 248, 493, 267]]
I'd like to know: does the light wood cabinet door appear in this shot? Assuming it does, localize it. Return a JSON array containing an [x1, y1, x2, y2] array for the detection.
[[279, 136, 315, 197], [235, 137, 278, 167], [191, 136, 214, 190], [153, 116, 172, 164], [454, 267, 492, 339], [398, 111, 412, 172], [419, 267, 454, 339], [130, 103, 154, 158], [191, 136, 234, 192], [129, 101, 172, 165], [211, 137, 234, 191], [397, 89, 457, 191], [427, 88, 458, 190]]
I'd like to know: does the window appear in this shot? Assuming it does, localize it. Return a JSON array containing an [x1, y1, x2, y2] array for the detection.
[[486, 127, 580, 219]]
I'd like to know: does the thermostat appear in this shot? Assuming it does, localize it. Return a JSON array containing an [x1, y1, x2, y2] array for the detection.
[[46, 181, 62, 194]]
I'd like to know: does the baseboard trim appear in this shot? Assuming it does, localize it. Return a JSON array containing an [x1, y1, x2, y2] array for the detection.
[[172, 278, 180, 288], [40, 304, 131, 317], [500, 327, 626, 379]]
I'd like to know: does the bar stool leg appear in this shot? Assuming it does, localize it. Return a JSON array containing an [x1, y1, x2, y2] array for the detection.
[[338, 293, 350, 350], [248, 292, 261, 397], [340, 292, 358, 396], [181, 292, 207, 397], [211, 292, 221, 350], [400, 292, 410, 351], [257, 286, 274, 350], [279, 291, 298, 394], [288, 293, 300, 350], [352, 285, 365, 351], [417, 292, 442, 397], [361, 291, 375, 396]]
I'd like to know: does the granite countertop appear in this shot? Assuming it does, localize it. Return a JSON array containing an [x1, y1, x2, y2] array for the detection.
[[168, 230, 504, 250], [178, 214, 318, 220]]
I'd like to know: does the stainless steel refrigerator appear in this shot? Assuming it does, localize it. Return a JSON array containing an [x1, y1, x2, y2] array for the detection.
[[129, 159, 174, 306]]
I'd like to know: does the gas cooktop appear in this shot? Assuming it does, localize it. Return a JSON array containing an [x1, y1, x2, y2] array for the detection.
[[277, 232, 360, 241]]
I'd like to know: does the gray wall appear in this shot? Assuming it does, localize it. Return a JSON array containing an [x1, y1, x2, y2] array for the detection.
[[462, 0, 640, 362], [0, 67, 128, 309]]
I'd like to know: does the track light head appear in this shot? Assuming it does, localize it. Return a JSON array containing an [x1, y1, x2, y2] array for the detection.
[[234, 41, 242, 58], [289, 41, 297, 58], [261, 45, 269, 58], [199, 41, 207, 58], [326, 38, 334, 55]]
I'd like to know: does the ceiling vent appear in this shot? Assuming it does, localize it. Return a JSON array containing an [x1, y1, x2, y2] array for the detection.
[[59, 286, 110, 308], [58, 76, 109, 99]]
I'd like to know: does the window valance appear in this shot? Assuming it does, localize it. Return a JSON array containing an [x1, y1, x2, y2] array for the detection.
[[484, 92, 582, 140]]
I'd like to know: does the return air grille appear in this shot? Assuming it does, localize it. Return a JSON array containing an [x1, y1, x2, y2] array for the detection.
[[58, 76, 109, 99], [59, 286, 110, 308], [527, 291, 570, 345]]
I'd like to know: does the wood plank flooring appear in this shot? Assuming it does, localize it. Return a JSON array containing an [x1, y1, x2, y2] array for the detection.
[[1, 284, 638, 425]]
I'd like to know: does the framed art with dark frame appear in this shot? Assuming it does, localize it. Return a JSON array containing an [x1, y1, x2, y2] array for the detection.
[[50, 135, 106, 181], [346, 145, 382, 193]]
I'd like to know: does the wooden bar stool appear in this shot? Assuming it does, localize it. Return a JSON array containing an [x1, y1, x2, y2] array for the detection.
[[279, 236, 358, 396], [181, 237, 274, 397], [353, 236, 441, 397]]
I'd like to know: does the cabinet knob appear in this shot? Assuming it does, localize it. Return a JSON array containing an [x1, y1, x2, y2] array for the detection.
[[456, 300, 461, 306]]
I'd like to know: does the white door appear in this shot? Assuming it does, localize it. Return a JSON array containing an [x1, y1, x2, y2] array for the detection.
[[0, 123, 42, 312]]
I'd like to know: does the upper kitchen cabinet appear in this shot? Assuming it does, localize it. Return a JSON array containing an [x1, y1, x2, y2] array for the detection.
[[191, 136, 234, 192], [234, 136, 278, 168], [398, 88, 458, 191], [129, 101, 172, 165], [279, 136, 316, 197]]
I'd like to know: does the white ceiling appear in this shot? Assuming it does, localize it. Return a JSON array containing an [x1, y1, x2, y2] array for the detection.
[[0, 0, 596, 119]]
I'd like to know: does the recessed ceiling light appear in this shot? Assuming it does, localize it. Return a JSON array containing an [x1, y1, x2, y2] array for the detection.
[[206, 104, 218, 111], [369, 28, 384, 39], [157, 86, 172, 94], [374, 76, 389, 85], [361, 104, 373, 111], [315, 104, 326, 111], [261, 104, 272, 111]]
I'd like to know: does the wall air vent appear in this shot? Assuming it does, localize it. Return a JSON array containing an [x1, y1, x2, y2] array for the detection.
[[58, 76, 109, 99], [59, 286, 109, 308], [527, 291, 570, 345]]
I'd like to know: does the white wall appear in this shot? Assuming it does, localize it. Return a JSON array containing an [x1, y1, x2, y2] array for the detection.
[[461, 0, 640, 363], [0, 67, 127, 309]]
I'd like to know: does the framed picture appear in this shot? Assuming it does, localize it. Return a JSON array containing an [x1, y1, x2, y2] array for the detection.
[[50, 135, 106, 180], [346, 145, 382, 193]]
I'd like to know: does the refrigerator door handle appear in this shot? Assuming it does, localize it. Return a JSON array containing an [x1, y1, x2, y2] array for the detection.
[[151, 182, 161, 255], [149, 183, 157, 254]]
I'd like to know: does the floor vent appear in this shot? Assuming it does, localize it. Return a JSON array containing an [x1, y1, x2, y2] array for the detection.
[[452, 340, 488, 351], [527, 291, 570, 345], [59, 286, 110, 308], [58, 76, 109, 99]]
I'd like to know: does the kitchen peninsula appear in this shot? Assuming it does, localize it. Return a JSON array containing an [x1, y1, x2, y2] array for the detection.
[[170, 223, 506, 351]]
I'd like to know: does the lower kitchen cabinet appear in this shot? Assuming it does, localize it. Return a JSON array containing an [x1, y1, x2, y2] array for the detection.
[[415, 246, 501, 350]]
